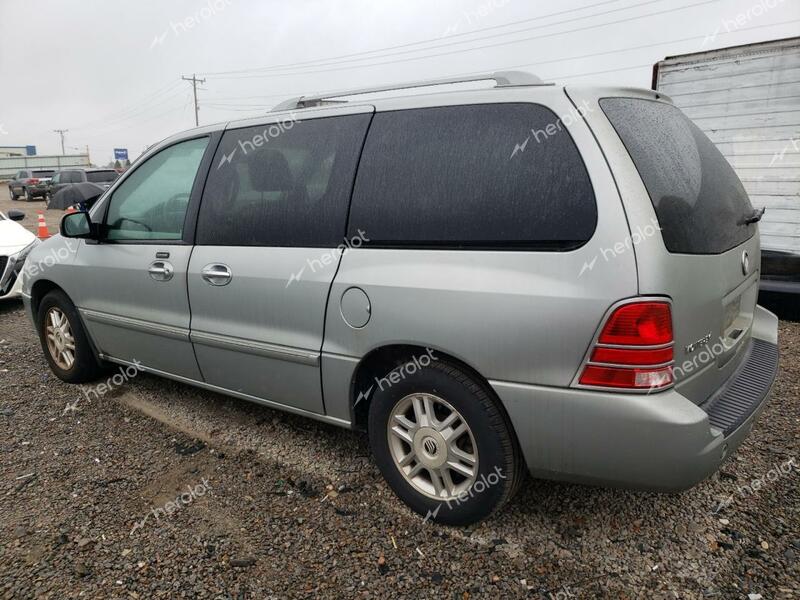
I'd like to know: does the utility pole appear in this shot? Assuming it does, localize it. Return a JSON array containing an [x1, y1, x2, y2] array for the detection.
[[182, 74, 206, 126], [53, 129, 68, 155]]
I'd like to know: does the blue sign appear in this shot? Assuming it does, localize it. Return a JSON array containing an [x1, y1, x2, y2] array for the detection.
[[114, 148, 128, 161], [25, 145, 36, 156]]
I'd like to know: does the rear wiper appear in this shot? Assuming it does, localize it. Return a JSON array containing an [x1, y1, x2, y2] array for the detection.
[[740, 207, 766, 225]]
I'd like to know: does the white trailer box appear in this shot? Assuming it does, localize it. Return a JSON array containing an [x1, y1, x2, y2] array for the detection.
[[653, 37, 800, 293]]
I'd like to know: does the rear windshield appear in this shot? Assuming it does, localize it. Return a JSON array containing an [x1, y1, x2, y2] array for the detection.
[[87, 170, 117, 183], [33, 170, 54, 177], [600, 98, 755, 255]]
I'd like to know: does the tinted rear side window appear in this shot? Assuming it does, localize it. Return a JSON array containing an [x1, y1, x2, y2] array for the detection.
[[600, 98, 755, 254], [87, 170, 118, 183], [197, 113, 371, 247], [62, 171, 83, 183], [347, 104, 596, 249]]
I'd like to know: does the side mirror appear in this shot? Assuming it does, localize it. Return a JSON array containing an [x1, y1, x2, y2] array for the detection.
[[60, 211, 96, 239], [7, 209, 25, 221]]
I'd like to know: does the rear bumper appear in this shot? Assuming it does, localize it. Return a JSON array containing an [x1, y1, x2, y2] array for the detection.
[[493, 305, 779, 491]]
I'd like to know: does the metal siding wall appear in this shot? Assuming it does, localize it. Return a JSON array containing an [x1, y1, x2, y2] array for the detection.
[[0, 155, 91, 180], [656, 42, 800, 255]]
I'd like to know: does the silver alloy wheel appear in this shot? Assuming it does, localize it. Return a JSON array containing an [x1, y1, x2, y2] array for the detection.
[[45, 307, 76, 370], [387, 393, 479, 500]]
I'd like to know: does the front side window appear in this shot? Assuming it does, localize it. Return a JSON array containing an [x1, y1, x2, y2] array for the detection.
[[347, 103, 597, 249], [196, 113, 371, 247], [105, 137, 209, 241]]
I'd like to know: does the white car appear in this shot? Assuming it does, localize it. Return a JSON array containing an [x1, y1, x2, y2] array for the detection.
[[0, 210, 39, 299]]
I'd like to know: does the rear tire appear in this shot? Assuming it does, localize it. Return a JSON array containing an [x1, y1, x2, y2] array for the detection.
[[368, 359, 524, 525], [37, 290, 104, 383], [24, 188, 32, 202]]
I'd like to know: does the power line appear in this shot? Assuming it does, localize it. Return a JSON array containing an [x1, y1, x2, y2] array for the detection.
[[203, 0, 723, 80], [69, 81, 183, 132], [199, 17, 799, 113], [197, 0, 629, 76], [73, 86, 189, 134]]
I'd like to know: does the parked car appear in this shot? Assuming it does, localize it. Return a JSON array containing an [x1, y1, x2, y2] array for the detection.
[[0, 209, 39, 300], [8, 169, 55, 201], [21, 72, 780, 525], [45, 168, 119, 204]]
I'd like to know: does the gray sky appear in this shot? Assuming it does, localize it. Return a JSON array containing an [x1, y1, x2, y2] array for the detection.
[[1, 0, 797, 164]]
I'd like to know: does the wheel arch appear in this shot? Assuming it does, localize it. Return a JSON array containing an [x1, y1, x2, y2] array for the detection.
[[349, 344, 508, 432], [30, 279, 65, 323]]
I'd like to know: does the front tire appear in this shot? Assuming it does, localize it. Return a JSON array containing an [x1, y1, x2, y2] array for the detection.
[[368, 359, 524, 525], [9, 186, 16, 201], [24, 188, 32, 202], [37, 290, 104, 383]]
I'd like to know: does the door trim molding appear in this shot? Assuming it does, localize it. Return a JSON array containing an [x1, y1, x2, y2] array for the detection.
[[98, 354, 349, 428], [190, 330, 320, 366], [79, 308, 189, 341]]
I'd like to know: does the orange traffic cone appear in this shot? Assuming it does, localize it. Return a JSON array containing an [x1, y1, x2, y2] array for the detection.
[[36, 211, 51, 240]]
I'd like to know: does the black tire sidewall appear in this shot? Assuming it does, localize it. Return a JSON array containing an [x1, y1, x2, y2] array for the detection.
[[368, 362, 515, 525], [37, 290, 101, 383]]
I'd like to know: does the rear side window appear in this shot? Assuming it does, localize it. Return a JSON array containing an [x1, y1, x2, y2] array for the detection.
[[347, 104, 596, 249], [600, 98, 755, 254], [197, 113, 371, 247], [87, 170, 118, 183], [62, 171, 83, 183]]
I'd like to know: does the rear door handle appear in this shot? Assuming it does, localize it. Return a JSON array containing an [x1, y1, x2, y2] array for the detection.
[[148, 261, 174, 282], [201, 263, 232, 286]]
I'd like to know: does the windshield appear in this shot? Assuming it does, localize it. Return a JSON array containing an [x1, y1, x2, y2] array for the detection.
[[600, 98, 755, 255]]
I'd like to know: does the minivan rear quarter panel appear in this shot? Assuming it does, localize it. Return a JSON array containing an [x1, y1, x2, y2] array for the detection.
[[570, 87, 764, 405], [322, 88, 638, 423]]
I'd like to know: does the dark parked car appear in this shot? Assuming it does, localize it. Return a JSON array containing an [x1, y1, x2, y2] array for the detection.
[[8, 169, 55, 201], [45, 168, 119, 203]]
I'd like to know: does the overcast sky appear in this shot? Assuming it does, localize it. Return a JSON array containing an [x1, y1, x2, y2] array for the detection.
[[1, 0, 797, 164]]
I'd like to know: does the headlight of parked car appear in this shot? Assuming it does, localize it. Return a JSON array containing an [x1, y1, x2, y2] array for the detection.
[[15, 238, 41, 264], [10, 238, 41, 291]]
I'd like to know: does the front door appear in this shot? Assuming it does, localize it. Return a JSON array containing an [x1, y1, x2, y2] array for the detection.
[[73, 135, 213, 378], [187, 107, 373, 413]]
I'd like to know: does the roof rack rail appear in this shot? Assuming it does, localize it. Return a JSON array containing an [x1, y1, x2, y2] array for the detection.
[[271, 70, 547, 112]]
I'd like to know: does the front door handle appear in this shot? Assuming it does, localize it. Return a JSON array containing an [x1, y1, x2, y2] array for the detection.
[[201, 263, 232, 286], [148, 261, 174, 282]]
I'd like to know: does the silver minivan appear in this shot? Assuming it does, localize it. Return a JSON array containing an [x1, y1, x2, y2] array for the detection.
[[22, 72, 779, 525]]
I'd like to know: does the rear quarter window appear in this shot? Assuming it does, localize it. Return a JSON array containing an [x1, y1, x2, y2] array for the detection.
[[347, 103, 597, 249], [600, 97, 755, 255]]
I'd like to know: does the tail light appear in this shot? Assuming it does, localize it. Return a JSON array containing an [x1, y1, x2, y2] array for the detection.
[[579, 301, 674, 391]]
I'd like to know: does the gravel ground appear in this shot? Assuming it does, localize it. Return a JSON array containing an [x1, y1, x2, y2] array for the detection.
[[1, 301, 798, 599], [1, 179, 798, 598]]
